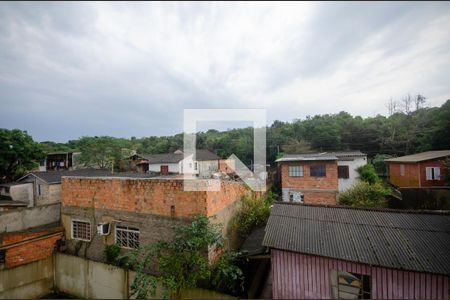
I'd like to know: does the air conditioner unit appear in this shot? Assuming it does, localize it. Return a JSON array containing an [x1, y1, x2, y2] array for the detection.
[[97, 222, 110, 235]]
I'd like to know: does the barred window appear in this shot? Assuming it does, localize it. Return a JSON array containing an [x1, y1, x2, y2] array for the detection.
[[288, 166, 304, 177], [116, 226, 140, 249], [72, 220, 91, 241]]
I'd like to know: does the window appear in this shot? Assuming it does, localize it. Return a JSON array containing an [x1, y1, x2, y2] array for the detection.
[[160, 165, 169, 174], [400, 164, 405, 176], [288, 166, 304, 177], [426, 167, 441, 180], [194, 162, 198, 171], [72, 220, 91, 241], [338, 166, 350, 179], [330, 270, 371, 299], [289, 191, 304, 203], [116, 226, 140, 249], [37, 184, 42, 196], [310, 165, 326, 177], [0, 249, 5, 264]]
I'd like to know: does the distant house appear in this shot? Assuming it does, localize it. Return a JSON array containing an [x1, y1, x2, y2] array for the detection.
[[263, 203, 450, 299], [386, 150, 450, 188], [40, 151, 81, 171], [276, 151, 366, 205], [128, 149, 220, 178]]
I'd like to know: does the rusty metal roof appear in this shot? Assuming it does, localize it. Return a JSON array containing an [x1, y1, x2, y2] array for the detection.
[[262, 203, 450, 275], [385, 150, 450, 163]]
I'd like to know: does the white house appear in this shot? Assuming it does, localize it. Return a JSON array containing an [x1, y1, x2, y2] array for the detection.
[[331, 151, 367, 191], [133, 149, 220, 178]]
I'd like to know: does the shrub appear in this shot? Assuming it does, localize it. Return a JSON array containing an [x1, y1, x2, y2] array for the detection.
[[104, 243, 124, 266], [210, 251, 245, 295], [356, 163, 380, 184], [230, 193, 274, 240], [339, 181, 390, 208]]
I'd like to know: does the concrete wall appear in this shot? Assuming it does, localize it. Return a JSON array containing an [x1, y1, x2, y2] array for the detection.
[[0, 253, 234, 299], [0, 203, 60, 233], [55, 253, 128, 299], [9, 183, 33, 206], [0, 256, 54, 299], [61, 206, 188, 262], [337, 156, 367, 191], [36, 184, 61, 206], [198, 160, 219, 178]]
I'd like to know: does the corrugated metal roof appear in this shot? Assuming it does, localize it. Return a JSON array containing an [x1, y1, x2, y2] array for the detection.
[[262, 203, 450, 275], [275, 151, 366, 162], [385, 150, 450, 163]]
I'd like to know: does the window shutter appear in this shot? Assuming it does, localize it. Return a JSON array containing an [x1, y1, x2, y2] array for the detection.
[[426, 167, 432, 180]]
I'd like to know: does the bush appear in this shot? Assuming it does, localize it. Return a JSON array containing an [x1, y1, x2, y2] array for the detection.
[[339, 181, 390, 208], [356, 164, 380, 184], [104, 243, 125, 266], [230, 192, 274, 240], [210, 251, 245, 295]]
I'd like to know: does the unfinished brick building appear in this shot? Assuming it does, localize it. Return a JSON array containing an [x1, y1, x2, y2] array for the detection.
[[60, 176, 251, 262]]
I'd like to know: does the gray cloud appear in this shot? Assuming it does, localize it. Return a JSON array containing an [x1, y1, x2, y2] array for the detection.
[[0, 2, 449, 142]]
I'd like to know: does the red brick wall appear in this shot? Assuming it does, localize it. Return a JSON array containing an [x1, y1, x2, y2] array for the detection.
[[62, 178, 250, 218], [281, 161, 338, 204], [281, 161, 338, 190], [303, 192, 336, 205], [419, 159, 448, 187], [5, 234, 62, 268]]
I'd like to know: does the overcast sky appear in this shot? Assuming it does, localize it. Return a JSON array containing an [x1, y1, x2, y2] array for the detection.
[[1, 2, 449, 142]]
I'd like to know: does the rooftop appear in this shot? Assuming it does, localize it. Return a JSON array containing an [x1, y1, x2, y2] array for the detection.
[[275, 151, 366, 163], [134, 149, 220, 163], [18, 169, 157, 184], [262, 203, 450, 276], [385, 150, 450, 163]]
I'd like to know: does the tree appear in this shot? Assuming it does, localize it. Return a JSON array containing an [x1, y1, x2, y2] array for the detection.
[[0, 129, 43, 182], [356, 164, 380, 184], [124, 215, 241, 299], [77, 136, 133, 170]]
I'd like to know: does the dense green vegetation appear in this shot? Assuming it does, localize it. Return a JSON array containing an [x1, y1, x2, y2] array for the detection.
[[339, 163, 391, 208], [230, 193, 275, 240], [123, 215, 243, 299], [0, 129, 43, 182], [41, 98, 450, 163], [1, 97, 449, 181], [338, 181, 390, 208]]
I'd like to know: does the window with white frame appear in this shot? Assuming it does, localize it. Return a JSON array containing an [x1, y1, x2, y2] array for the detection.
[[71, 220, 91, 241], [426, 167, 441, 180], [288, 165, 304, 177], [400, 164, 405, 176], [116, 226, 140, 249]]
